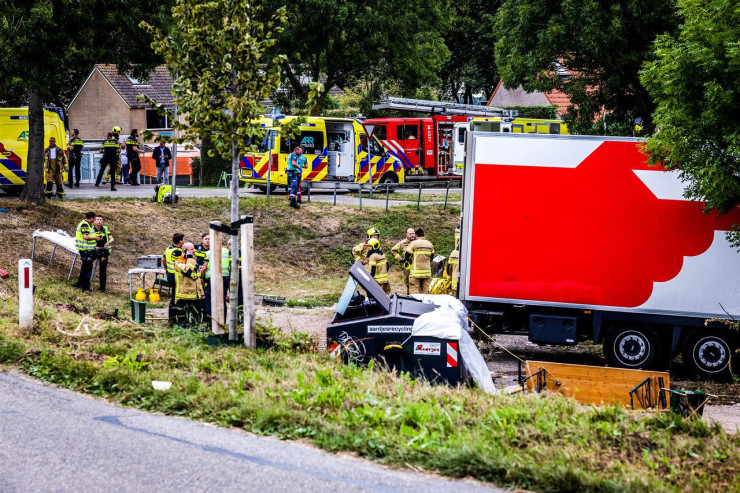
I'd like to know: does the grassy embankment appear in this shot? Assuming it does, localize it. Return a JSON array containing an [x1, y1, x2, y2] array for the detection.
[[0, 196, 738, 492]]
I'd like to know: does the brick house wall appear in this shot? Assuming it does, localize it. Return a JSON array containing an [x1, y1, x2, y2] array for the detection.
[[67, 70, 132, 140]]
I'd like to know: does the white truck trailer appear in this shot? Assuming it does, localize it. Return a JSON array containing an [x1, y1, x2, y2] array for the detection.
[[459, 133, 740, 378]]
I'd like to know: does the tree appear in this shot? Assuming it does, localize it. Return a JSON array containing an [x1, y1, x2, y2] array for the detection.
[[0, 0, 172, 203], [142, 0, 314, 343], [438, 0, 501, 104], [642, 0, 740, 244], [262, 0, 450, 114], [492, 0, 678, 134]]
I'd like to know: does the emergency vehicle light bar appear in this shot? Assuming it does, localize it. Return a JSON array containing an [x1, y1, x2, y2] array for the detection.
[[372, 97, 506, 117]]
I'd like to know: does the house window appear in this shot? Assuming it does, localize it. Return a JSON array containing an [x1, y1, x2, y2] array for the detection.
[[127, 76, 150, 86], [397, 124, 418, 140], [146, 109, 169, 130]]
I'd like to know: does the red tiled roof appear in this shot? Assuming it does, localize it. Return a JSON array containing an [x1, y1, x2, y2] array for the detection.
[[96, 64, 174, 109], [544, 89, 571, 116]]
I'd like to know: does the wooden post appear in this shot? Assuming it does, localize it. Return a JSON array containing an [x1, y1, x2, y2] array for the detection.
[[240, 215, 256, 347], [209, 221, 225, 335]]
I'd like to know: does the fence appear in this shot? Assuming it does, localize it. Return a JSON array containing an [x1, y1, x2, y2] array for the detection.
[[303, 180, 462, 212]]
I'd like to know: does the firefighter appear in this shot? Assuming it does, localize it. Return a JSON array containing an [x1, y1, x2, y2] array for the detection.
[[44, 137, 67, 199], [66, 129, 84, 188], [448, 225, 460, 294], [391, 227, 416, 295], [405, 228, 434, 295], [170, 242, 203, 325], [126, 129, 144, 186], [366, 238, 391, 295], [352, 227, 380, 265], [164, 233, 185, 307], [96, 132, 119, 191]]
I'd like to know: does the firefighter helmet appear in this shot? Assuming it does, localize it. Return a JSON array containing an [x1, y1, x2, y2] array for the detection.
[[366, 227, 380, 238], [366, 238, 380, 250], [112, 126, 122, 133]]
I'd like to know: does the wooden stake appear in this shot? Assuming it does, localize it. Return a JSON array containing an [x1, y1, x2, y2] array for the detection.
[[209, 221, 224, 335], [241, 216, 256, 347]]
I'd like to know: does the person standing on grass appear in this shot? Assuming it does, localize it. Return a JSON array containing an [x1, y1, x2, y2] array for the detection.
[[391, 227, 416, 295], [366, 238, 391, 295], [405, 228, 435, 295], [92, 215, 114, 293], [74, 212, 98, 293], [152, 141, 172, 184], [170, 242, 203, 325], [286, 146, 304, 209], [164, 233, 185, 307]]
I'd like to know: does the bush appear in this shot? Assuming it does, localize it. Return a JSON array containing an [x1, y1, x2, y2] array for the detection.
[[199, 136, 232, 186]]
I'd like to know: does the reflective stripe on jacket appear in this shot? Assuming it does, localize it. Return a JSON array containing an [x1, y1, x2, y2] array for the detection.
[[351, 242, 366, 262], [405, 237, 434, 278], [368, 252, 389, 283], [391, 238, 410, 263], [175, 258, 200, 301], [75, 220, 96, 251], [164, 245, 183, 274]]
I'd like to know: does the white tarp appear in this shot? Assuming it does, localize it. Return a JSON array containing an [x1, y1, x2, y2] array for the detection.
[[411, 301, 496, 394], [33, 229, 77, 253]]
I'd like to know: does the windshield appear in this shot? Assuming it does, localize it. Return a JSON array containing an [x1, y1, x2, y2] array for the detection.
[[360, 134, 387, 155]]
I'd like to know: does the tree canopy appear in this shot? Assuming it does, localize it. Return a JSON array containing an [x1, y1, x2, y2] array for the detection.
[[0, 0, 172, 203], [263, 0, 450, 113], [492, 0, 678, 134], [642, 0, 740, 242]]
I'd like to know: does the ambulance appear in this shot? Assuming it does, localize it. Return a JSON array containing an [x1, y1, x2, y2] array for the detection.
[[451, 117, 569, 175], [0, 107, 67, 194], [239, 116, 404, 192]]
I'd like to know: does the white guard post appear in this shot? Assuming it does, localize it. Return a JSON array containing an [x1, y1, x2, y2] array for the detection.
[[18, 259, 33, 329]]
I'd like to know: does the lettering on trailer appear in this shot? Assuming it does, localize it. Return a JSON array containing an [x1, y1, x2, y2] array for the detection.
[[17, 131, 29, 141], [468, 138, 740, 316], [413, 342, 441, 356], [367, 325, 413, 334]]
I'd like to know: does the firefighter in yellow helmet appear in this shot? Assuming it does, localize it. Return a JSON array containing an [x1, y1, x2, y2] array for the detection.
[[169, 242, 203, 325], [352, 227, 379, 265], [391, 227, 416, 295], [365, 237, 391, 295], [405, 228, 434, 295]]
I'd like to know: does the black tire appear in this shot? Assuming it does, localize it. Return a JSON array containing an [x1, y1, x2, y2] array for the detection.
[[255, 184, 277, 194], [375, 173, 398, 193], [684, 332, 733, 379], [603, 325, 658, 369], [3, 185, 23, 196]]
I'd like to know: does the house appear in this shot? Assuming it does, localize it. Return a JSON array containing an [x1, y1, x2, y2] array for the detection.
[[67, 64, 182, 141], [487, 80, 572, 117]]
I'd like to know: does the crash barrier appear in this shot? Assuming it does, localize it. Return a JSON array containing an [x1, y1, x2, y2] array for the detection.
[[303, 180, 462, 212]]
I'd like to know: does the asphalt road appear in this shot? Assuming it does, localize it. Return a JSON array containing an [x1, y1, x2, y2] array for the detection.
[[0, 372, 497, 493], [25, 182, 461, 208]]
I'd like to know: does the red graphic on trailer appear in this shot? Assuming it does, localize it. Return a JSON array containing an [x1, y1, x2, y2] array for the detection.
[[468, 141, 740, 308]]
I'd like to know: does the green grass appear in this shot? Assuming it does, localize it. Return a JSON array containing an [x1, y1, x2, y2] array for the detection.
[[1, 285, 739, 492]]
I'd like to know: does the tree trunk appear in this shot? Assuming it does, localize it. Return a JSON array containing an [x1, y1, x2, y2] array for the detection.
[[228, 140, 240, 341], [20, 90, 46, 204]]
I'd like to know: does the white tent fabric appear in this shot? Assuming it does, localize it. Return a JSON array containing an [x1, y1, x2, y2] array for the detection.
[[33, 229, 77, 253]]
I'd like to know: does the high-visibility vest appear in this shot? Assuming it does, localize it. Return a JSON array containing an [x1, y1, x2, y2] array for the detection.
[[164, 245, 183, 274], [68, 137, 84, 153], [94, 225, 113, 254], [368, 252, 389, 283], [205, 247, 230, 278], [75, 220, 96, 251], [405, 237, 434, 279], [448, 249, 459, 290]]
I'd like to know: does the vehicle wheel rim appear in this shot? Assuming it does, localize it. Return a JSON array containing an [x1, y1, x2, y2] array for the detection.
[[694, 338, 728, 371], [617, 333, 648, 364]]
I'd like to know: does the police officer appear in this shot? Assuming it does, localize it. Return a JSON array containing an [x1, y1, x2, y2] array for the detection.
[[66, 129, 84, 188], [44, 137, 67, 199], [74, 212, 98, 293], [195, 233, 210, 268], [352, 227, 380, 265], [92, 214, 114, 293], [391, 227, 416, 295], [96, 132, 119, 191], [126, 129, 145, 186], [164, 233, 185, 306], [366, 238, 391, 295], [405, 228, 435, 295]]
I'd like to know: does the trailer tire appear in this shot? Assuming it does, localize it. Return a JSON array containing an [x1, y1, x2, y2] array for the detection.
[[603, 325, 658, 369], [683, 332, 733, 379]]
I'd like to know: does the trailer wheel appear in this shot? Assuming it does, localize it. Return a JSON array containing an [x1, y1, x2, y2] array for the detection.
[[684, 333, 733, 379], [604, 325, 658, 369]]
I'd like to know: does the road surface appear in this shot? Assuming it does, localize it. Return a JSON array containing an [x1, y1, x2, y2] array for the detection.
[[0, 371, 497, 493]]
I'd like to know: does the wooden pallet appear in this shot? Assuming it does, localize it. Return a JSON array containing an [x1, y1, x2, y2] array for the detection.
[[524, 360, 670, 410]]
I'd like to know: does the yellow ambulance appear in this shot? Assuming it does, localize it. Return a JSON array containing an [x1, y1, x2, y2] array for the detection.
[[239, 116, 405, 192], [0, 107, 67, 194]]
